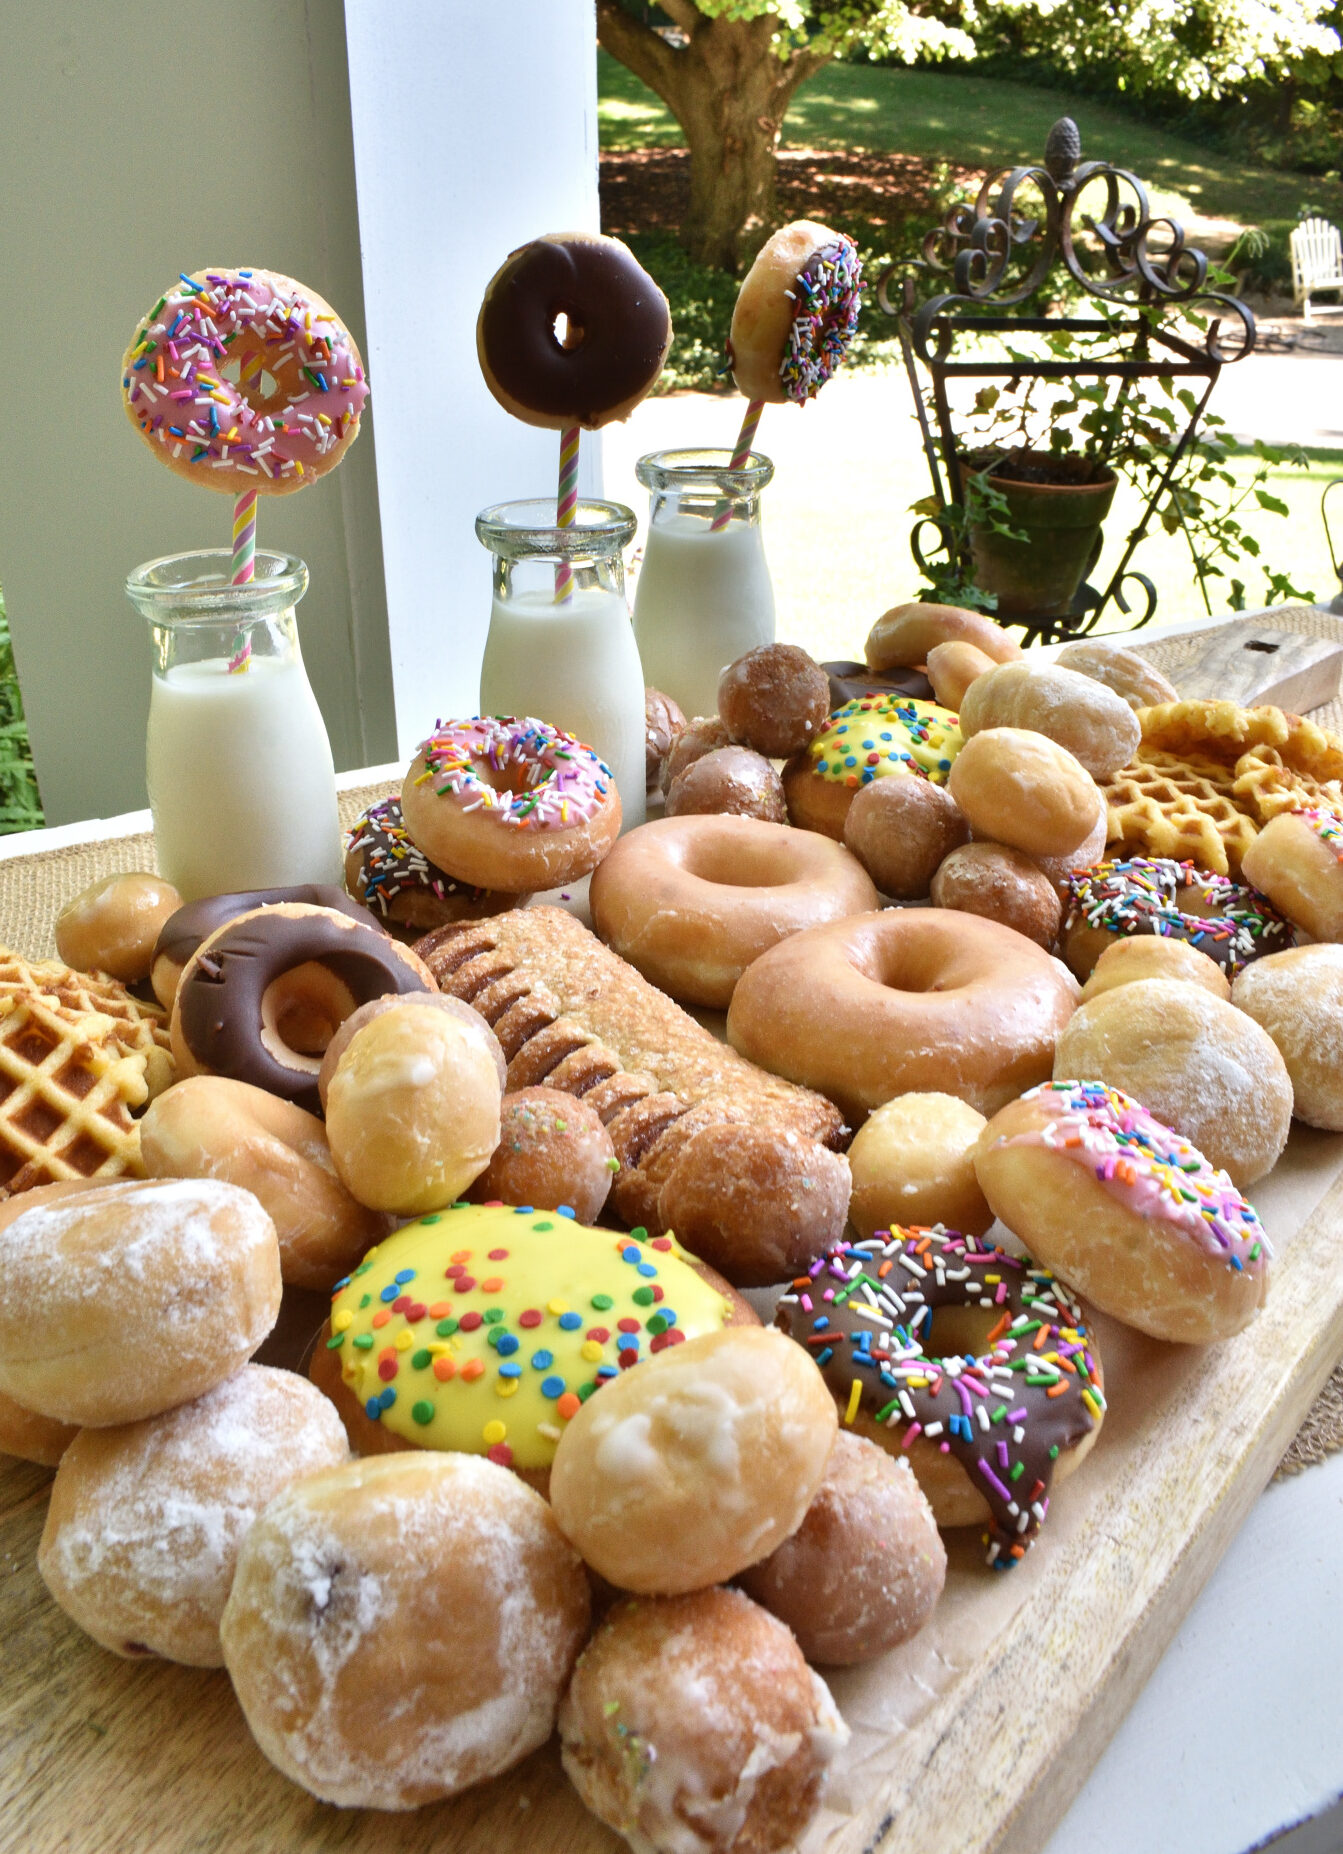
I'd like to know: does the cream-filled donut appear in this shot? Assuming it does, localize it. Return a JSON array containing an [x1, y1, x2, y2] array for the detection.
[[590, 814, 879, 1008], [727, 908, 1080, 1120]]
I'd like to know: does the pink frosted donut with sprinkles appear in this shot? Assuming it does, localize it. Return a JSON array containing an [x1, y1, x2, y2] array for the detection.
[[774, 1224, 1104, 1570], [975, 1080, 1271, 1345], [121, 267, 368, 494], [400, 716, 623, 893], [729, 220, 862, 407]]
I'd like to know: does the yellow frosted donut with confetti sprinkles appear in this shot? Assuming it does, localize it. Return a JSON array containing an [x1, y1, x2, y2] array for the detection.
[[782, 695, 962, 840], [309, 1202, 756, 1487]]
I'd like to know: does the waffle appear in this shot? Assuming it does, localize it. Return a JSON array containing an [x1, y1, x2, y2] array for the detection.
[[1232, 743, 1343, 825], [1137, 698, 1292, 762], [0, 953, 172, 1097], [0, 993, 147, 1196], [1101, 749, 1258, 877]]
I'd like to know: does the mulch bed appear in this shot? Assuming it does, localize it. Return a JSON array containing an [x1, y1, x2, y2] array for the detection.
[[599, 146, 979, 240]]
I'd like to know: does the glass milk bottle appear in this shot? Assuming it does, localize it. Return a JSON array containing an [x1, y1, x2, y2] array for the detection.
[[631, 448, 776, 720], [125, 549, 342, 899], [476, 498, 646, 832]]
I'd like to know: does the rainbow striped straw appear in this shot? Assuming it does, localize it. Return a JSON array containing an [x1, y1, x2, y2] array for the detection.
[[230, 349, 264, 590], [710, 397, 764, 532], [554, 423, 580, 603]]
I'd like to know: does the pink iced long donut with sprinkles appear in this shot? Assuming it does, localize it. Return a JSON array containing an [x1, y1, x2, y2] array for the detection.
[[974, 1080, 1270, 1344], [120, 267, 368, 494], [400, 716, 623, 892]]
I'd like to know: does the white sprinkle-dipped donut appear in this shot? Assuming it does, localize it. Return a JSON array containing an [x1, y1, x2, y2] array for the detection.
[[401, 716, 622, 892], [121, 267, 368, 494]]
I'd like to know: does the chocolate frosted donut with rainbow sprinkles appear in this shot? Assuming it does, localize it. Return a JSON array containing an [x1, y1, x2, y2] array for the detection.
[[120, 267, 367, 492], [344, 795, 517, 931], [975, 1081, 1271, 1344], [400, 715, 622, 892], [775, 1225, 1103, 1569], [729, 221, 863, 406], [1061, 856, 1294, 981]]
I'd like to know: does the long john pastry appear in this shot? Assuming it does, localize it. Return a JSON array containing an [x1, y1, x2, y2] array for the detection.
[[413, 907, 849, 1287]]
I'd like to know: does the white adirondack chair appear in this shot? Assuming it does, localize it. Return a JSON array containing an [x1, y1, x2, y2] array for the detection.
[[1290, 217, 1343, 321]]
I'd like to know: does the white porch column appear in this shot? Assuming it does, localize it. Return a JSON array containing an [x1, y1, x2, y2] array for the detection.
[[344, 0, 605, 757]]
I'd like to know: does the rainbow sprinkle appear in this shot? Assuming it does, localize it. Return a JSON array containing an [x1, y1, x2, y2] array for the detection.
[[776, 1224, 1102, 1569], [415, 716, 613, 831], [122, 270, 368, 482], [1009, 1082, 1270, 1267], [1064, 857, 1293, 974], [780, 239, 863, 403]]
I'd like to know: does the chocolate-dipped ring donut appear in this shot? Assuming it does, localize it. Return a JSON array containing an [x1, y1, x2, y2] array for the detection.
[[476, 232, 672, 431], [152, 883, 375, 1010], [170, 904, 435, 1113]]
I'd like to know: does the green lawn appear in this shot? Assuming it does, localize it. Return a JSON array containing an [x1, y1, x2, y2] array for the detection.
[[598, 50, 1343, 252]]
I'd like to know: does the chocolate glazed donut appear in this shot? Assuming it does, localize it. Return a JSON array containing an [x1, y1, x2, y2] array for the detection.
[[476, 234, 673, 431], [175, 909, 432, 1113], [152, 884, 375, 1009]]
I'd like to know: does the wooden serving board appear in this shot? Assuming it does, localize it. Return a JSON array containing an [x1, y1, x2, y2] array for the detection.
[[1165, 614, 1343, 710], [4, 1126, 1343, 1854]]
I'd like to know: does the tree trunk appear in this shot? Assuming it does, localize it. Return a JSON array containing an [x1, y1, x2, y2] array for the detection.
[[596, 2, 828, 271]]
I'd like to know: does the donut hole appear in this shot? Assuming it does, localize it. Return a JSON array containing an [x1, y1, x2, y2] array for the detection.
[[916, 1302, 1001, 1360], [220, 347, 288, 413], [869, 940, 964, 997], [552, 310, 585, 351], [260, 964, 358, 1068], [472, 755, 544, 801]]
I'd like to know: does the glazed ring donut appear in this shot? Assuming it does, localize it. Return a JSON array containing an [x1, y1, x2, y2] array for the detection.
[[401, 716, 622, 891], [345, 795, 518, 932], [589, 814, 879, 1009], [310, 1202, 755, 1489], [170, 903, 435, 1114], [729, 220, 862, 405], [477, 232, 672, 430], [783, 694, 963, 840], [1061, 856, 1294, 981], [152, 883, 373, 1010], [775, 1223, 1104, 1567], [1240, 806, 1343, 941], [726, 908, 1080, 1121], [974, 1081, 1271, 1344], [122, 267, 367, 492], [139, 1075, 389, 1290], [865, 602, 1022, 674]]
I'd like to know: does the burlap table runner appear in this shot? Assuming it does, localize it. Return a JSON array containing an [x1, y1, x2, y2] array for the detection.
[[0, 763, 1337, 1477]]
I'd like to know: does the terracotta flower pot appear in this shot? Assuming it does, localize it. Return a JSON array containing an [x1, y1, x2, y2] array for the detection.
[[960, 452, 1118, 622]]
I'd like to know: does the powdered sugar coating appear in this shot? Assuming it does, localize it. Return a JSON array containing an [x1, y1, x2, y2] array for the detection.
[[1007, 1081, 1267, 1267], [0, 1178, 282, 1425], [220, 1452, 589, 1809], [37, 1365, 349, 1665]]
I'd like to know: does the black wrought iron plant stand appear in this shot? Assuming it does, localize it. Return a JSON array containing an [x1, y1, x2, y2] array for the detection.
[[881, 117, 1257, 643]]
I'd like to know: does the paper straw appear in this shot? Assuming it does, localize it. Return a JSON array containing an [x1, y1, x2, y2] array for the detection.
[[230, 348, 264, 590], [554, 424, 580, 603], [709, 398, 765, 531], [231, 488, 258, 588]]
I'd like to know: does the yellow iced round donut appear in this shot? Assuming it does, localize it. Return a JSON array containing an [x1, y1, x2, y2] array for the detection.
[[783, 694, 963, 840], [319, 1203, 739, 1473]]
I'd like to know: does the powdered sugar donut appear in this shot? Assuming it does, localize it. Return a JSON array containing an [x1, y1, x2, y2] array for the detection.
[[121, 267, 368, 493], [221, 1451, 590, 1808], [401, 716, 621, 891], [38, 1364, 349, 1665]]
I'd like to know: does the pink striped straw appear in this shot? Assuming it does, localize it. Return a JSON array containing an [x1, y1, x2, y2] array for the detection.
[[709, 397, 764, 531], [554, 424, 580, 603], [230, 348, 265, 590]]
